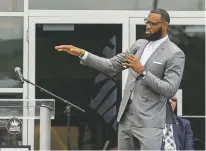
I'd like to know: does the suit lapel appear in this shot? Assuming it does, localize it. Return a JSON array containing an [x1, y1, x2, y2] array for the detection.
[[135, 40, 149, 59], [144, 38, 169, 69], [130, 40, 149, 76]]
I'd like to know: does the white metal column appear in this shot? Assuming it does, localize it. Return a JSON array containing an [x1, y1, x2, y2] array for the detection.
[[23, 0, 29, 146]]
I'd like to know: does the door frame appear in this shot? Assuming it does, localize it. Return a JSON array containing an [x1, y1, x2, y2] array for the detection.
[[28, 15, 129, 150]]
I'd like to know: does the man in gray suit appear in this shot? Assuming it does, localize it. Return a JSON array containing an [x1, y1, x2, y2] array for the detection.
[[55, 8, 185, 150]]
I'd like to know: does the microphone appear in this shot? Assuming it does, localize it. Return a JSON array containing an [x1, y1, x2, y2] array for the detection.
[[102, 43, 140, 82], [14, 67, 24, 84], [130, 44, 140, 55], [123, 42, 140, 69]]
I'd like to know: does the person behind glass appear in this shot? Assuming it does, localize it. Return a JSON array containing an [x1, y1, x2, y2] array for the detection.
[[55, 8, 185, 150], [163, 96, 194, 150]]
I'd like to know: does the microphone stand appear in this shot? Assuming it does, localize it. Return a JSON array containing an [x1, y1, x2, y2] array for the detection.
[[20, 75, 85, 150]]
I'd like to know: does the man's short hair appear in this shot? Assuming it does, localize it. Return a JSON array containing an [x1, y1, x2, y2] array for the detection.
[[150, 8, 170, 24]]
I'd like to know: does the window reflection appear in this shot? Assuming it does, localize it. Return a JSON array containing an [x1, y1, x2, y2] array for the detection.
[[0, 93, 22, 145], [29, 0, 205, 11], [0, 119, 22, 145], [0, 0, 23, 12], [0, 93, 23, 119], [0, 17, 23, 88], [168, 25, 205, 116]]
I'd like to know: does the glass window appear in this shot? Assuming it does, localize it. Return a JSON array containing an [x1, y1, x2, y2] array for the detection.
[[34, 24, 122, 150], [136, 25, 205, 116], [0, 93, 22, 98], [0, 93, 23, 118], [0, 17, 23, 88], [0, 119, 22, 145], [157, 0, 205, 11], [0, 0, 23, 12], [0, 93, 22, 146], [29, 0, 205, 11]]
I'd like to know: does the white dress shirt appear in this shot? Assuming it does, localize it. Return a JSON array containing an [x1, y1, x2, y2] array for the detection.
[[140, 35, 168, 65], [80, 50, 89, 60]]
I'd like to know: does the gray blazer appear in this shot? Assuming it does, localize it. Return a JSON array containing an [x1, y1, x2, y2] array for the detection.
[[80, 38, 185, 128]]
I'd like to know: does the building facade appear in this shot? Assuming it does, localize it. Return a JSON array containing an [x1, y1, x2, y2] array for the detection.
[[0, 0, 205, 150]]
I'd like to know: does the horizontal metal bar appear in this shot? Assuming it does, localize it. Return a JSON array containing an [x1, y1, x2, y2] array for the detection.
[[0, 88, 23, 93], [0, 12, 24, 16], [180, 115, 206, 118]]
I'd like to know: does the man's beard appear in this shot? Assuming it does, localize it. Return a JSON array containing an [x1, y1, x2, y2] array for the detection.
[[144, 28, 162, 41]]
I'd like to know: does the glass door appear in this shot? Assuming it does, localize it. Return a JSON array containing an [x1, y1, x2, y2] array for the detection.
[[28, 15, 128, 150], [130, 17, 205, 150]]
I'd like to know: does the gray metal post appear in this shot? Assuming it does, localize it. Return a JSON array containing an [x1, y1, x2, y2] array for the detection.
[[40, 104, 52, 150]]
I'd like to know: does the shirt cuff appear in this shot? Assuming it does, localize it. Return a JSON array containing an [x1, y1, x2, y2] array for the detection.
[[79, 51, 88, 60]]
